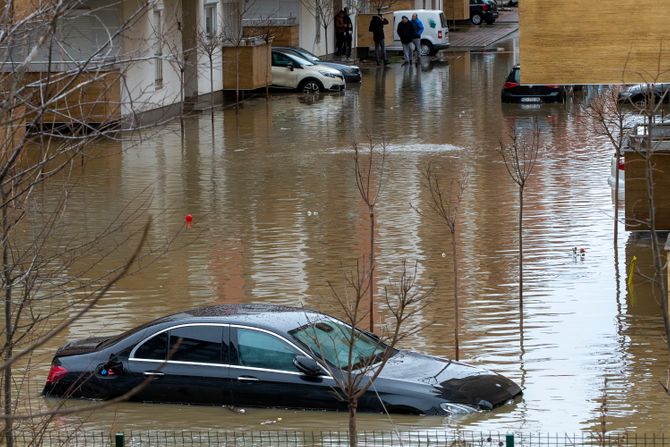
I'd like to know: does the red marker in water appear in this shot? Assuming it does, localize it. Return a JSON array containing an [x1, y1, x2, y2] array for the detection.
[[185, 214, 193, 229]]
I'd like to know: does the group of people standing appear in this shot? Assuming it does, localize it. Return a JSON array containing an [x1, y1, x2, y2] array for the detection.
[[396, 14, 424, 66], [367, 12, 424, 66], [337, 9, 424, 66], [334, 8, 353, 61]]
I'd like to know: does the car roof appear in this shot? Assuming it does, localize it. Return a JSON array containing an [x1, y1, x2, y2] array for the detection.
[[394, 9, 443, 15], [152, 303, 325, 334]]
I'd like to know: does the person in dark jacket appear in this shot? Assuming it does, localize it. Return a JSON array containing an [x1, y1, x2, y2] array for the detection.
[[397, 16, 415, 65], [342, 7, 353, 60], [396, 15, 414, 66], [368, 14, 389, 65], [335, 10, 345, 56]]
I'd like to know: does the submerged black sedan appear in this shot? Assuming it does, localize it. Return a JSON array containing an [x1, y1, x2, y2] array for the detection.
[[43, 304, 521, 415]]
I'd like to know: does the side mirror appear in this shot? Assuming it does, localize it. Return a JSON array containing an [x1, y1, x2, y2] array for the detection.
[[287, 62, 294, 71], [293, 355, 321, 376]]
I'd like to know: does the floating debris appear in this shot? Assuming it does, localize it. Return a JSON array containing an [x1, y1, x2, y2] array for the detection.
[[260, 417, 282, 425], [223, 405, 246, 414]]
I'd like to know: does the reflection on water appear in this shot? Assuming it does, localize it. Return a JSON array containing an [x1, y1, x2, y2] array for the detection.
[[27, 33, 670, 434]]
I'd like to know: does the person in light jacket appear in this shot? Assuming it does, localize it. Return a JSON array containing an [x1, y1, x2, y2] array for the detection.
[[410, 13, 424, 63], [396, 16, 414, 66]]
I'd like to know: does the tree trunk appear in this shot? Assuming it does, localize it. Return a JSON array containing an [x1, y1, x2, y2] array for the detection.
[[519, 185, 524, 333], [180, 69, 185, 150], [613, 150, 620, 245], [452, 230, 459, 361], [209, 54, 215, 130], [348, 401, 358, 447], [2, 186, 14, 447], [235, 47, 240, 110], [368, 209, 375, 332]]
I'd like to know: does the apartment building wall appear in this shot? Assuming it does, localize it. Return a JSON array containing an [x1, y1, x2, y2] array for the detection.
[[520, 0, 670, 84]]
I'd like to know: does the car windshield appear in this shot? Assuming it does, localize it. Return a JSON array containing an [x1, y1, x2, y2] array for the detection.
[[290, 319, 390, 370], [287, 53, 314, 67], [295, 48, 319, 62], [439, 12, 447, 28]]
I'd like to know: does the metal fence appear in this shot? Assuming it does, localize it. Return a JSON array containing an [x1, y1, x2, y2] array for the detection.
[[12, 431, 669, 447]]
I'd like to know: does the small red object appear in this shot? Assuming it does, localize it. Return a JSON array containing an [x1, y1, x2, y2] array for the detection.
[[185, 214, 193, 229]]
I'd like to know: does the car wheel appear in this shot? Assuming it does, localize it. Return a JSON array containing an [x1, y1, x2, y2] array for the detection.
[[471, 13, 483, 25], [299, 78, 323, 94], [420, 40, 433, 56]]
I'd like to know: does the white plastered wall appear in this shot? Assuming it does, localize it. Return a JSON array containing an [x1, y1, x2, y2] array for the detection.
[[196, 0, 223, 95], [119, 0, 184, 116]]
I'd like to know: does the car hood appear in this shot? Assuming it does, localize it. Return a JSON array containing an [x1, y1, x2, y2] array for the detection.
[[310, 65, 342, 75], [377, 350, 522, 409], [318, 61, 359, 72]]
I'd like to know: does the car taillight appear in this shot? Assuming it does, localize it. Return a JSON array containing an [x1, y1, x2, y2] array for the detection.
[[503, 81, 519, 89], [46, 364, 67, 384], [618, 159, 625, 171], [482, 4, 488, 10], [438, 30, 443, 39]]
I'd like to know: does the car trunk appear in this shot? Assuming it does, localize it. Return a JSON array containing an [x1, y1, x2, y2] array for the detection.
[[55, 336, 109, 357]]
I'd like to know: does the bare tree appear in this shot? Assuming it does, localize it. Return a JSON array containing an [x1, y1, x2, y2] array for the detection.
[[353, 138, 386, 333], [498, 121, 542, 333], [301, 260, 431, 447], [622, 81, 670, 348], [197, 26, 225, 131], [0, 0, 187, 444], [299, 0, 335, 56], [586, 86, 632, 245], [163, 2, 195, 146], [220, 0, 257, 109], [242, 15, 282, 100], [415, 164, 467, 361]]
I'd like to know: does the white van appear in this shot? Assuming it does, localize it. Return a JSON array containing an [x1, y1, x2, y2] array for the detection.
[[388, 9, 449, 56]]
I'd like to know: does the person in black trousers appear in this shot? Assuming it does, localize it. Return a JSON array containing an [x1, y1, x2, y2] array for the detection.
[[396, 16, 414, 66], [342, 7, 353, 60], [368, 14, 389, 65]]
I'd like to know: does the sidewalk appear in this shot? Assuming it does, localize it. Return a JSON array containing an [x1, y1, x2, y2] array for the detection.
[[447, 7, 518, 51]]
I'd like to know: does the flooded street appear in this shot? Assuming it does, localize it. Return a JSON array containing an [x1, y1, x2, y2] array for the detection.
[[30, 33, 670, 435]]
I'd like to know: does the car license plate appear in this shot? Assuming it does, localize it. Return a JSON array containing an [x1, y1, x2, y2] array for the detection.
[[521, 97, 542, 103]]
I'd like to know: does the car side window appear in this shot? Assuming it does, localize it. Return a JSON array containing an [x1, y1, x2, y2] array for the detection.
[[135, 332, 168, 360], [235, 328, 299, 372], [272, 52, 291, 68], [168, 326, 224, 364]]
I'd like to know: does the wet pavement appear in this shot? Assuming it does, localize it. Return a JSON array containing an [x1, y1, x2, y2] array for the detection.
[[27, 32, 670, 435]]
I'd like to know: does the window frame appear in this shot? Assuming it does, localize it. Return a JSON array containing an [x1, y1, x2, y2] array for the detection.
[[204, 1, 217, 38], [230, 325, 331, 377], [153, 8, 163, 89], [129, 323, 229, 367]]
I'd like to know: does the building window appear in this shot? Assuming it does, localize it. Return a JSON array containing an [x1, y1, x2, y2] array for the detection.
[[204, 2, 217, 38], [153, 9, 163, 88]]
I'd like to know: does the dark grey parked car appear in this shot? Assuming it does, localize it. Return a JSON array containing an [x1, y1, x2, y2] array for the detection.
[[273, 46, 362, 83], [44, 304, 522, 415], [618, 83, 670, 105]]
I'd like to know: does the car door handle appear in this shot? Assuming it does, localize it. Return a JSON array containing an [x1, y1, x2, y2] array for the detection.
[[143, 371, 165, 377], [237, 376, 259, 382]]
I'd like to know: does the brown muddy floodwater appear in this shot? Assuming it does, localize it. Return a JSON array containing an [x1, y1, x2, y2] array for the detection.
[[24, 34, 670, 436]]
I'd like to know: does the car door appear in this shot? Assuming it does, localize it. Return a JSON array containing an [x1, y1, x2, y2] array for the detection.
[[271, 52, 299, 89], [125, 324, 233, 405], [229, 326, 343, 411]]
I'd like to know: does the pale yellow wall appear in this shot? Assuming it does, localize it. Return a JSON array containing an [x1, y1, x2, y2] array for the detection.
[[519, 0, 670, 85]]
